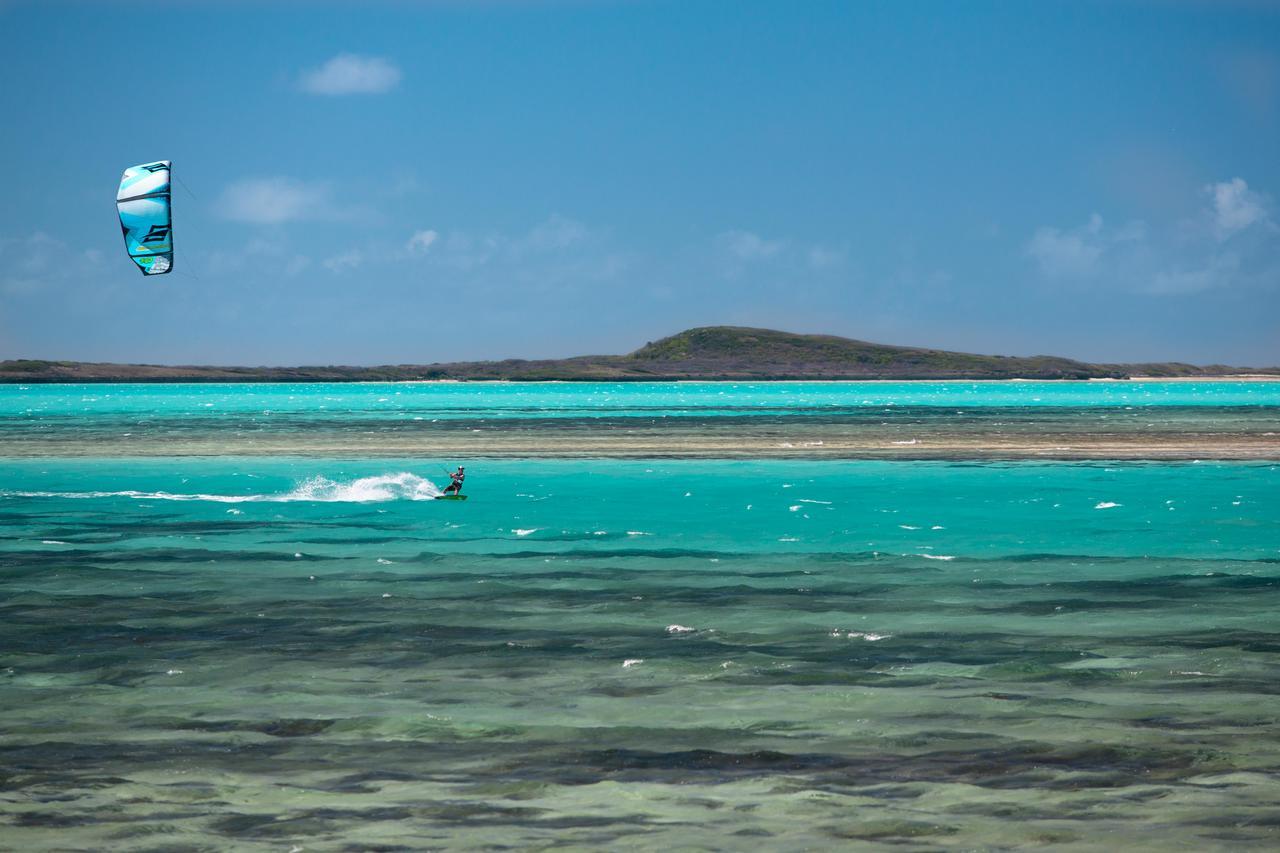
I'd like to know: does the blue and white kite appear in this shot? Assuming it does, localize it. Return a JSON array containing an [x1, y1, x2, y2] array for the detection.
[[117, 160, 173, 275]]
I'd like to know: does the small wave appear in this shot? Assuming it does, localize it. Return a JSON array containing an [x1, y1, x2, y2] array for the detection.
[[3, 472, 442, 504], [919, 554, 956, 561]]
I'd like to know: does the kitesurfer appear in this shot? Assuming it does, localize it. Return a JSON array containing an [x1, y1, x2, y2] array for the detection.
[[442, 466, 465, 495]]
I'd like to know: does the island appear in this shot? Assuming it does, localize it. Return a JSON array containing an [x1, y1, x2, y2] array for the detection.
[[2, 326, 1276, 382]]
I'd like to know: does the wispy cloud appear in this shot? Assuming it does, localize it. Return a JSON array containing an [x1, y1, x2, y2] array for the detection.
[[1026, 214, 1108, 278], [1, 232, 107, 295], [217, 177, 338, 225], [1150, 253, 1242, 295], [1026, 177, 1277, 294], [402, 215, 627, 292], [712, 230, 855, 280], [323, 250, 364, 274], [406, 229, 439, 255], [516, 214, 587, 253], [717, 230, 783, 261], [300, 54, 401, 95], [807, 244, 848, 270], [1208, 177, 1269, 240], [204, 237, 312, 279]]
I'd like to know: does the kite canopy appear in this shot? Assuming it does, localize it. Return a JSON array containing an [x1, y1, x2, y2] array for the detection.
[[117, 161, 173, 275]]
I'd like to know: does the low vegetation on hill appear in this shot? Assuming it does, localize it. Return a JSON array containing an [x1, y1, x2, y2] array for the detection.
[[2, 327, 1274, 382]]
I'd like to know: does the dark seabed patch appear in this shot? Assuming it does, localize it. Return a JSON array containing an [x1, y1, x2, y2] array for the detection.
[[2, 455, 1279, 847]]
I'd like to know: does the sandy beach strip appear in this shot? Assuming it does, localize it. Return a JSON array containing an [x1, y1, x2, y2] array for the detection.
[[5, 428, 1278, 459]]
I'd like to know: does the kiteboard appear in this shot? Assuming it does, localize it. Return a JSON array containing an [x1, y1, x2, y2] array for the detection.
[[436, 495, 468, 501]]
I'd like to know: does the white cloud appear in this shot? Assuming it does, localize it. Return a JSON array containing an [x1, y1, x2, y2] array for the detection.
[[1026, 215, 1106, 277], [396, 215, 624, 292], [300, 54, 401, 95], [1026, 178, 1278, 295], [425, 216, 592, 268], [323, 250, 363, 274], [717, 230, 783, 261], [217, 177, 337, 225], [1148, 254, 1241, 295], [407, 229, 439, 255], [1208, 177, 1268, 239]]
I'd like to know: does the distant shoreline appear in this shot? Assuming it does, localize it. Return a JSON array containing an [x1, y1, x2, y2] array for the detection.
[[3, 326, 1276, 383], [5, 376, 1280, 385]]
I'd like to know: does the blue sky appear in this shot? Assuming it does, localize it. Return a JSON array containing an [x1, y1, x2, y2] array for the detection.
[[1, 0, 1278, 366]]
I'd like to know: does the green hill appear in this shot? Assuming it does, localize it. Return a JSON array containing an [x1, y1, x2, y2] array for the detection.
[[2, 326, 1275, 382]]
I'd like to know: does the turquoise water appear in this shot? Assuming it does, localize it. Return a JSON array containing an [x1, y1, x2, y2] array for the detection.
[[3, 381, 1278, 460], [5, 380, 1280, 421], [2, 385, 1279, 849]]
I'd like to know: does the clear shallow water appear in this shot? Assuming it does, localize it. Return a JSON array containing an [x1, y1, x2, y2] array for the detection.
[[3, 381, 1278, 459], [3, 457, 1279, 849], [5, 380, 1280, 421]]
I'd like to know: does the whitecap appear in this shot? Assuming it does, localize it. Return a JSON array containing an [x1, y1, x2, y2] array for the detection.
[[622, 659, 644, 668], [1095, 501, 1121, 509], [666, 624, 695, 634], [2, 471, 444, 504], [919, 554, 955, 561], [513, 528, 537, 536]]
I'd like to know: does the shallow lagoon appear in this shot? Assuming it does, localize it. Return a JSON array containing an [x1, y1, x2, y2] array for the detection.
[[2, 455, 1278, 849]]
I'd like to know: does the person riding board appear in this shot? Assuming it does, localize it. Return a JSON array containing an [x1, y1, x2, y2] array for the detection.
[[442, 466, 465, 495]]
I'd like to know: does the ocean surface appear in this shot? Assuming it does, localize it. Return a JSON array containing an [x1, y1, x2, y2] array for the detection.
[[2, 383, 1278, 849], [3, 380, 1279, 459]]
